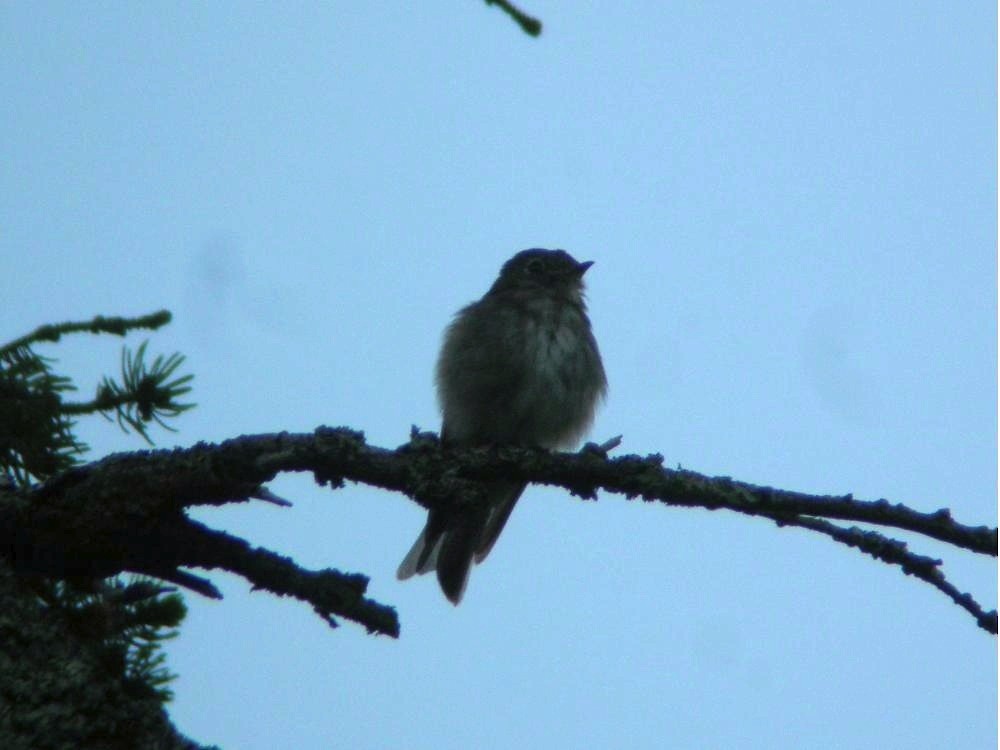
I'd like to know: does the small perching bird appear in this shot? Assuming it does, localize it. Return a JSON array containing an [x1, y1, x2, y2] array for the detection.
[[397, 248, 607, 603]]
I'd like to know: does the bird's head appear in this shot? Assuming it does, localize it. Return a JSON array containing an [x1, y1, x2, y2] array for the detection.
[[487, 248, 594, 302]]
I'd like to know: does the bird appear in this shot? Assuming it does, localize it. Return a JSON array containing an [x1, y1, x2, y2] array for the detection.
[[397, 248, 607, 603]]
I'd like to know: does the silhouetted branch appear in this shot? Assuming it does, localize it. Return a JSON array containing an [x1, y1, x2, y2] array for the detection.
[[483, 0, 542, 36], [0, 310, 172, 355], [763, 512, 998, 634], [3, 427, 995, 635], [1, 310, 192, 481]]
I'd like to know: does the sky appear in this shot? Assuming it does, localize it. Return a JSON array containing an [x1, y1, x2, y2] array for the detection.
[[1, 3, 996, 749]]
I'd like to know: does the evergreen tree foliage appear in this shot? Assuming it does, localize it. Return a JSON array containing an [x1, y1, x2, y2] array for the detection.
[[0, 310, 193, 703]]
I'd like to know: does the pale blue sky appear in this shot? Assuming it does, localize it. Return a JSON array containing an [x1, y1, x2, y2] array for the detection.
[[2, 3, 996, 749]]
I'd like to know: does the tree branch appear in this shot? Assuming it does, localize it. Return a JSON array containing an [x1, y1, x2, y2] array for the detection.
[[0, 310, 172, 355], [763, 512, 998, 633], [483, 0, 542, 36], [2, 427, 995, 635]]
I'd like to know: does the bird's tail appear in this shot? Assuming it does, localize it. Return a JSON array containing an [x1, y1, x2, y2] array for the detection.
[[396, 480, 525, 604]]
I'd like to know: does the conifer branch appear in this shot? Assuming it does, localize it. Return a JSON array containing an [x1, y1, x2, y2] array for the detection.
[[4, 428, 995, 635], [0, 310, 172, 355], [483, 0, 542, 36]]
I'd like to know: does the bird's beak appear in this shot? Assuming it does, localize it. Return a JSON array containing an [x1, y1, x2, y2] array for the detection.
[[575, 260, 595, 276]]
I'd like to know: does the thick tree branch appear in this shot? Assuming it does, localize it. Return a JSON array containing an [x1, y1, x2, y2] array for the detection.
[[1, 448, 399, 636], [2, 427, 995, 635]]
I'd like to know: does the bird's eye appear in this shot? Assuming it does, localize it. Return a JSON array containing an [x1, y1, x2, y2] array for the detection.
[[526, 258, 545, 275]]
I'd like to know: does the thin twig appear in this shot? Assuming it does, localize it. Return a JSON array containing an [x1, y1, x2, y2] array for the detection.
[[761, 511, 998, 634], [483, 0, 542, 36], [0, 310, 172, 355]]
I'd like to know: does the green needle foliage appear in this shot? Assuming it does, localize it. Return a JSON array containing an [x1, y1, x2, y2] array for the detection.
[[0, 344, 84, 483], [89, 340, 195, 443], [0, 310, 193, 702]]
